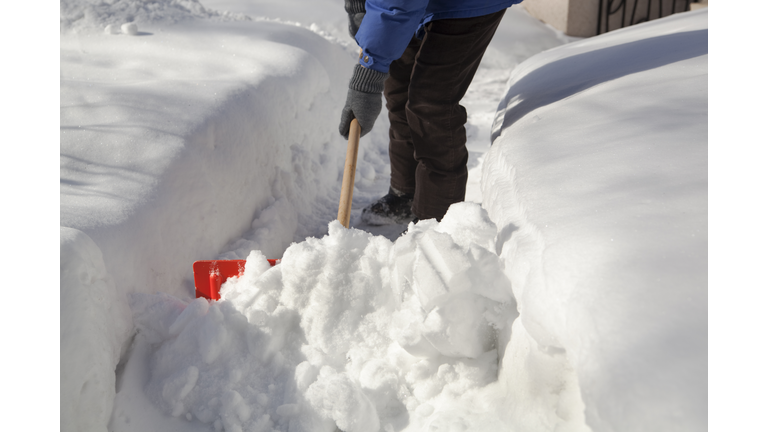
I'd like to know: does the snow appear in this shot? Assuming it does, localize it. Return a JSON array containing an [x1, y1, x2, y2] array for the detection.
[[61, 21, 352, 427], [484, 10, 708, 431], [116, 209, 514, 432], [58, 1, 708, 432], [60, 6, 361, 430], [60, 0, 251, 33], [61, 227, 133, 431]]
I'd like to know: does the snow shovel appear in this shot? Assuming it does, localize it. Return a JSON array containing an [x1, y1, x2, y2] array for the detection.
[[337, 118, 361, 228], [193, 259, 280, 300], [193, 119, 362, 300]]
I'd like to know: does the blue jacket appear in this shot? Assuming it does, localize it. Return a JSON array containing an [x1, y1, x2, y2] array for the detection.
[[355, 0, 522, 73]]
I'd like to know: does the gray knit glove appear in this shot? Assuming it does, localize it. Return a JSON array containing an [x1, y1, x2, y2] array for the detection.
[[344, 0, 366, 37], [339, 64, 388, 139]]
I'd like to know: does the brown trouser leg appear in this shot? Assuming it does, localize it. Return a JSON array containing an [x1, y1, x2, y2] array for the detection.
[[384, 9, 506, 220]]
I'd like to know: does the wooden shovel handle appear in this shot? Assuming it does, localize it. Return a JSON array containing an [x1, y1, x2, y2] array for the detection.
[[337, 118, 361, 228]]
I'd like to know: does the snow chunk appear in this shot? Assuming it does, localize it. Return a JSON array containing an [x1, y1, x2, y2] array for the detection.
[[421, 292, 496, 359], [162, 366, 199, 417], [120, 22, 138, 35], [436, 201, 498, 252], [196, 303, 229, 364], [306, 367, 380, 432], [169, 297, 208, 337]]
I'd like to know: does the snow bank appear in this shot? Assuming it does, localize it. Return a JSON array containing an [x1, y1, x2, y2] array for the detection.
[[200, 0, 352, 46], [60, 14, 360, 431], [462, 5, 574, 205], [113, 203, 518, 432], [60, 227, 132, 432], [60, 0, 249, 34], [484, 9, 708, 432]]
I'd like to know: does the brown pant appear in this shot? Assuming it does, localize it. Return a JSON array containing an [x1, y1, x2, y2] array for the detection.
[[384, 9, 506, 220]]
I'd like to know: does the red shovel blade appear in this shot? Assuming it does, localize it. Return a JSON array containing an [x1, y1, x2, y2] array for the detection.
[[193, 259, 279, 300]]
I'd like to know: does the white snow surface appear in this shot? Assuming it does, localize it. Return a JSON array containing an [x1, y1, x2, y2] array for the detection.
[[485, 11, 707, 431], [59, 1, 707, 432], [119, 209, 517, 432], [61, 227, 133, 431], [61, 0, 249, 33]]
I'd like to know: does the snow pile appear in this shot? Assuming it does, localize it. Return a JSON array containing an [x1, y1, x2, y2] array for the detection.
[[60, 0, 249, 33], [61, 17, 358, 296], [483, 9, 708, 432], [60, 14, 358, 432], [114, 203, 520, 432], [60, 227, 133, 432]]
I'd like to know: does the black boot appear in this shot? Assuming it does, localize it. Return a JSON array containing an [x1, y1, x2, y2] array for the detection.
[[361, 187, 415, 225]]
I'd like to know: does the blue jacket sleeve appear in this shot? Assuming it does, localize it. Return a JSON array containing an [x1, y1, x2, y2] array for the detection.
[[355, 0, 430, 73]]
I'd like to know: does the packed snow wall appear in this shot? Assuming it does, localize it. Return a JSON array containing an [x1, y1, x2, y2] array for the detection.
[[60, 18, 354, 432], [483, 9, 708, 432]]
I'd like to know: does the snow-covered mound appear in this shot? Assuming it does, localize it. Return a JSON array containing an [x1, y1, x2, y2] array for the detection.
[[60, 0, 245, 33], [484, 9, 708, 432], [60, 13, 359, 432], [115, 204, 517, 432], [61, 227, 133, 431]]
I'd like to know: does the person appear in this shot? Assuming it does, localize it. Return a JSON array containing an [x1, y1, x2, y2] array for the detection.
[[339, 0, 521, 225]]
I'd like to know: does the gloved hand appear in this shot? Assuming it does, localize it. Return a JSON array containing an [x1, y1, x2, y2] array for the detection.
[[339, 64, 388, 139], [344, 0, 366, 38]]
